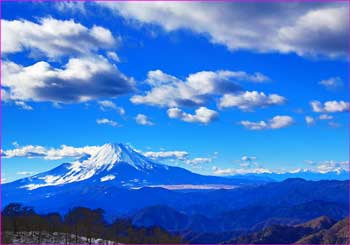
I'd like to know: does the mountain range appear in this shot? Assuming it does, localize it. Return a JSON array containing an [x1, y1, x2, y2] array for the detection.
[[2, 142, 349, 243], [227, 216, 349, 244]]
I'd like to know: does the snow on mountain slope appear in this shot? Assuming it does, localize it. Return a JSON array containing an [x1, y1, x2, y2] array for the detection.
[[13, 143, 169, 190], [6, 143, 254, 191]]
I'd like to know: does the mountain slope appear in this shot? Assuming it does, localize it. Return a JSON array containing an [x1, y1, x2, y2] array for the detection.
[[227, 216, 340, 244], [130, 201, 347, 233], [296, 217, 349, 244], [5, 143, 260, 191], [3, 177, 348, 222]]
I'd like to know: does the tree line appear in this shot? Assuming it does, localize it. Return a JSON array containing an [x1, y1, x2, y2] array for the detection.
[[2, 203, 183, 244]]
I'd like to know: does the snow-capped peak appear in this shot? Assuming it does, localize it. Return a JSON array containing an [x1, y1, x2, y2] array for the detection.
[[82, 143, 155, 170], [20, 143, 161, 190]]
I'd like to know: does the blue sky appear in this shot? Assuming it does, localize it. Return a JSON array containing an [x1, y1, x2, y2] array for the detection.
[[1, 2, 348, 182]]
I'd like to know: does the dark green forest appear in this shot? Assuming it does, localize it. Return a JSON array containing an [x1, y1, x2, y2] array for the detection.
[[1, 203, 183, 244]]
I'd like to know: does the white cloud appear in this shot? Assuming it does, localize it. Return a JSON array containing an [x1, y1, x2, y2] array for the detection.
[[240, 115, 294, 130], [98, 100, 125, 115], [55, 2, 87, 14], [219, 91, 285, 111], [2, 89, 33, 110], [144, 150, 188, 160], [143, 149, 214, 166], [16, 171, 34, 176], [96, 118, 119, 127], [310, 100, 349, 113], [214, 159, 348, 176], [313, 160, 348, 174], [328, 121, 342, 128], [107, 51, 121, 62], [319, 77, 343, 90], [277, 6, 347, 58], [14, 101, 33, 110], [185, 157, 212, 165], [3, 144, 100, 160], [319, 114, 333, 120], [305, 116, 316, 126], [241, 155, 257, 162], [167, 107, 218, 124], [213, 167, 271, 175], [2, 56, 135, 104], [131, 69, 267, 108], [101, 2, 347, 58], [135, 114, 154, 126], [2, 18, 117, 58]]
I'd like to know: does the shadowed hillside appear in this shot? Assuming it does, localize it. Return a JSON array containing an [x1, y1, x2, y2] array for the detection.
[[227, 216, 349, 244]]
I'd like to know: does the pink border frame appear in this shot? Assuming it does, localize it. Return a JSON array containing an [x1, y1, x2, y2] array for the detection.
[[0, 0, 349, 244]]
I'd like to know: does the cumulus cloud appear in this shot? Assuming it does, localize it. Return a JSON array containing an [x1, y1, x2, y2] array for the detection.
[[131, 69, 268, 108], [277, 6, 348, 58], [240, 115, 294, 130], [305, 116, 316, 126], [318, 77, 343, 90], [2, 18, 117, 58], [98, 100, 125, 115], [101, 2, 347, 58], [3, 144, 100, 160], [143, 150, 188, 160], [2, 56, 135, 104], [219, 91, 285, 111], [310, 100, 349, 113], [96, 118, 119, 127], [167, 107, 218, 124], [135, 114, 154, 126]]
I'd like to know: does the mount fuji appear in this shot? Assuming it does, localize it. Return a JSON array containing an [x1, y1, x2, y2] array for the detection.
[[2, 143, 267, 215], [4, 143, 260, 191]]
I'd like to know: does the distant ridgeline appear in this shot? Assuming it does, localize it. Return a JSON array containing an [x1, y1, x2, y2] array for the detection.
[[2, 203, 349, 244]]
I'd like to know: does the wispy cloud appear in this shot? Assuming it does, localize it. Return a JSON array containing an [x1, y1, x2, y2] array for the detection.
[[143, 150, 188, 160], [98, 100, 125, 115], [318, 77, 343, 90], [96, 118, 119, 127], [3, 144, 100, 160], [185, 157, 212, 165], [305, 116, 316, 126], [16, 171, 34, 176]]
